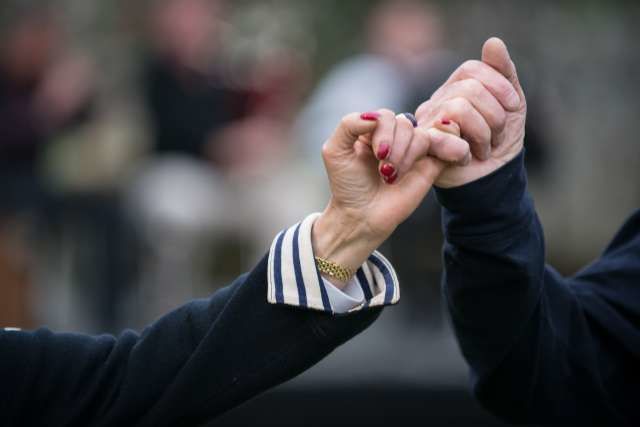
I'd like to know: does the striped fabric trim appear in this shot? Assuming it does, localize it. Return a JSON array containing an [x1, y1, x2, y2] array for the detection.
[[267, 213, 400, 313]]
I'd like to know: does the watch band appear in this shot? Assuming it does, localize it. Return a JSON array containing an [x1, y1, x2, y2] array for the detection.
[[315, 256, 354, 282]]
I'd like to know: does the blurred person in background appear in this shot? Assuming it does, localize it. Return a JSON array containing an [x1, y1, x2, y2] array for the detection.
[[0, 3, 94, 328], [209, 46, 322, 261], [143, 0, 247, 159], [125, 0, 251, 324], [127, 0, 323, 325], [210, 49, 309, 178], [298, 0, 454, 169]]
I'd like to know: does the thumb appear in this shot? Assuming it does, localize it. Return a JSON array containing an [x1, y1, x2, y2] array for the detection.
[[481, 37, 525, 104], [325, 112, 380, 154]]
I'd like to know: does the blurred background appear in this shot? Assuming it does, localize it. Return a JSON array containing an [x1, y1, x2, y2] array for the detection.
[[0, 0, 639, 425]]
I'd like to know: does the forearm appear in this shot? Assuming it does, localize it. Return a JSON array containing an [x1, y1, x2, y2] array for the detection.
[[436, 151, 555, 422], [128, 255, 382, 426], [436, 151, 636, 425], [436, 150, 545, 371], [0, 255, 381, 427]]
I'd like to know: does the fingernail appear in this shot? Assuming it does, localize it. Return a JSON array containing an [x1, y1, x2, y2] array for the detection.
[[459, 151, 472, 166], [380, 163, 395, 177], [441, 118, 451, 125], [506, 91, 520, 110], [377, 143, 390, 160], [384, 173, 398, 184], [360, 111, 381, 121]]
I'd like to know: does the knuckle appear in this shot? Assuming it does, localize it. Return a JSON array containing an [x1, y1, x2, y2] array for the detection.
[[397, 115, 414, 130], [460, 78, 483, 96], [425, 128, 442, 149], [429, 87, 443, 103], [493, 107, 507, 129], [438, 149, 456, 163], [439, 143, 466, 163], [497, 83, 515, 101], [321, 141, 331, 158], [450, 144, 468, 162], [339, 114, 352, 128], [339, 114, 361, 140], [414, 127, 431, 150], [478, 127, 492, 145], [461, 59, 482, 75], [447, 97, 471, 116], [415, 101, 432, 122]]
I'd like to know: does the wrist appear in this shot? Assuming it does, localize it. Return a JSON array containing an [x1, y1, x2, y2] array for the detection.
[[435, 149, 528, 233], [436, 144, 523, 189], [311, 204, 384, 288]]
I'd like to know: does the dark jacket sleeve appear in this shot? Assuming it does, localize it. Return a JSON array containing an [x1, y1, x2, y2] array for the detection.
[[0, 254, 381, 427], [435, 151, 640, 426]]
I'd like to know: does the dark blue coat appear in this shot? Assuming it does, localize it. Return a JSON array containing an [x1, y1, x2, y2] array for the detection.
[[0, 255, 380, 426], [436, 151, 639, 426]]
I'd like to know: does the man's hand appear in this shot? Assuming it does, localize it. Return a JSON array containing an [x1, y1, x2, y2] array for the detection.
[[416, 37, 527, 188]]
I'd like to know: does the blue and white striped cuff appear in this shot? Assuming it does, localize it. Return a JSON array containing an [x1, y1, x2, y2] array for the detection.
[[267, 213, 400, 314]]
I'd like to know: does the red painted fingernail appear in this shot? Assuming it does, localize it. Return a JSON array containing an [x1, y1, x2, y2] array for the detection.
[[441, 118, 451, 125], [360, 111, 381, 121], [377, 143, 390, 160], [380, 163, 395, 177], [384, 173, 398, 184]]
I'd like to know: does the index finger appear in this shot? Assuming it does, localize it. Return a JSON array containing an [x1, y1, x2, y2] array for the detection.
[[438, 59, 520, 111], [323, 111, 380, 156]]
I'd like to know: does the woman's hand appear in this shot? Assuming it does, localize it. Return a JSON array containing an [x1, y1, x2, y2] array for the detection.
[[312, 109, 469, 286]]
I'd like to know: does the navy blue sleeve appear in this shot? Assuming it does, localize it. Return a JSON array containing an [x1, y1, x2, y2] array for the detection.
[[435, 151, 640, 426], [0, 254, 381, 427]]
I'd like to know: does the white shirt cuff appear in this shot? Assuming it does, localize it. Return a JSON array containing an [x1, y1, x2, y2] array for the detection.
[[267, 213, 400, 314], [323, 277, 365, 314]]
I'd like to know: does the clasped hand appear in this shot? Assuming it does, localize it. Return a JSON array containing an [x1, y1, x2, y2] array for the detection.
[[313, 37, 527, 286]]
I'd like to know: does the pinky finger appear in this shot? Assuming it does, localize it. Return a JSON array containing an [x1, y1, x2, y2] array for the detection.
[[435, 118, 461, 138], [426, 128, 471, 165]]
